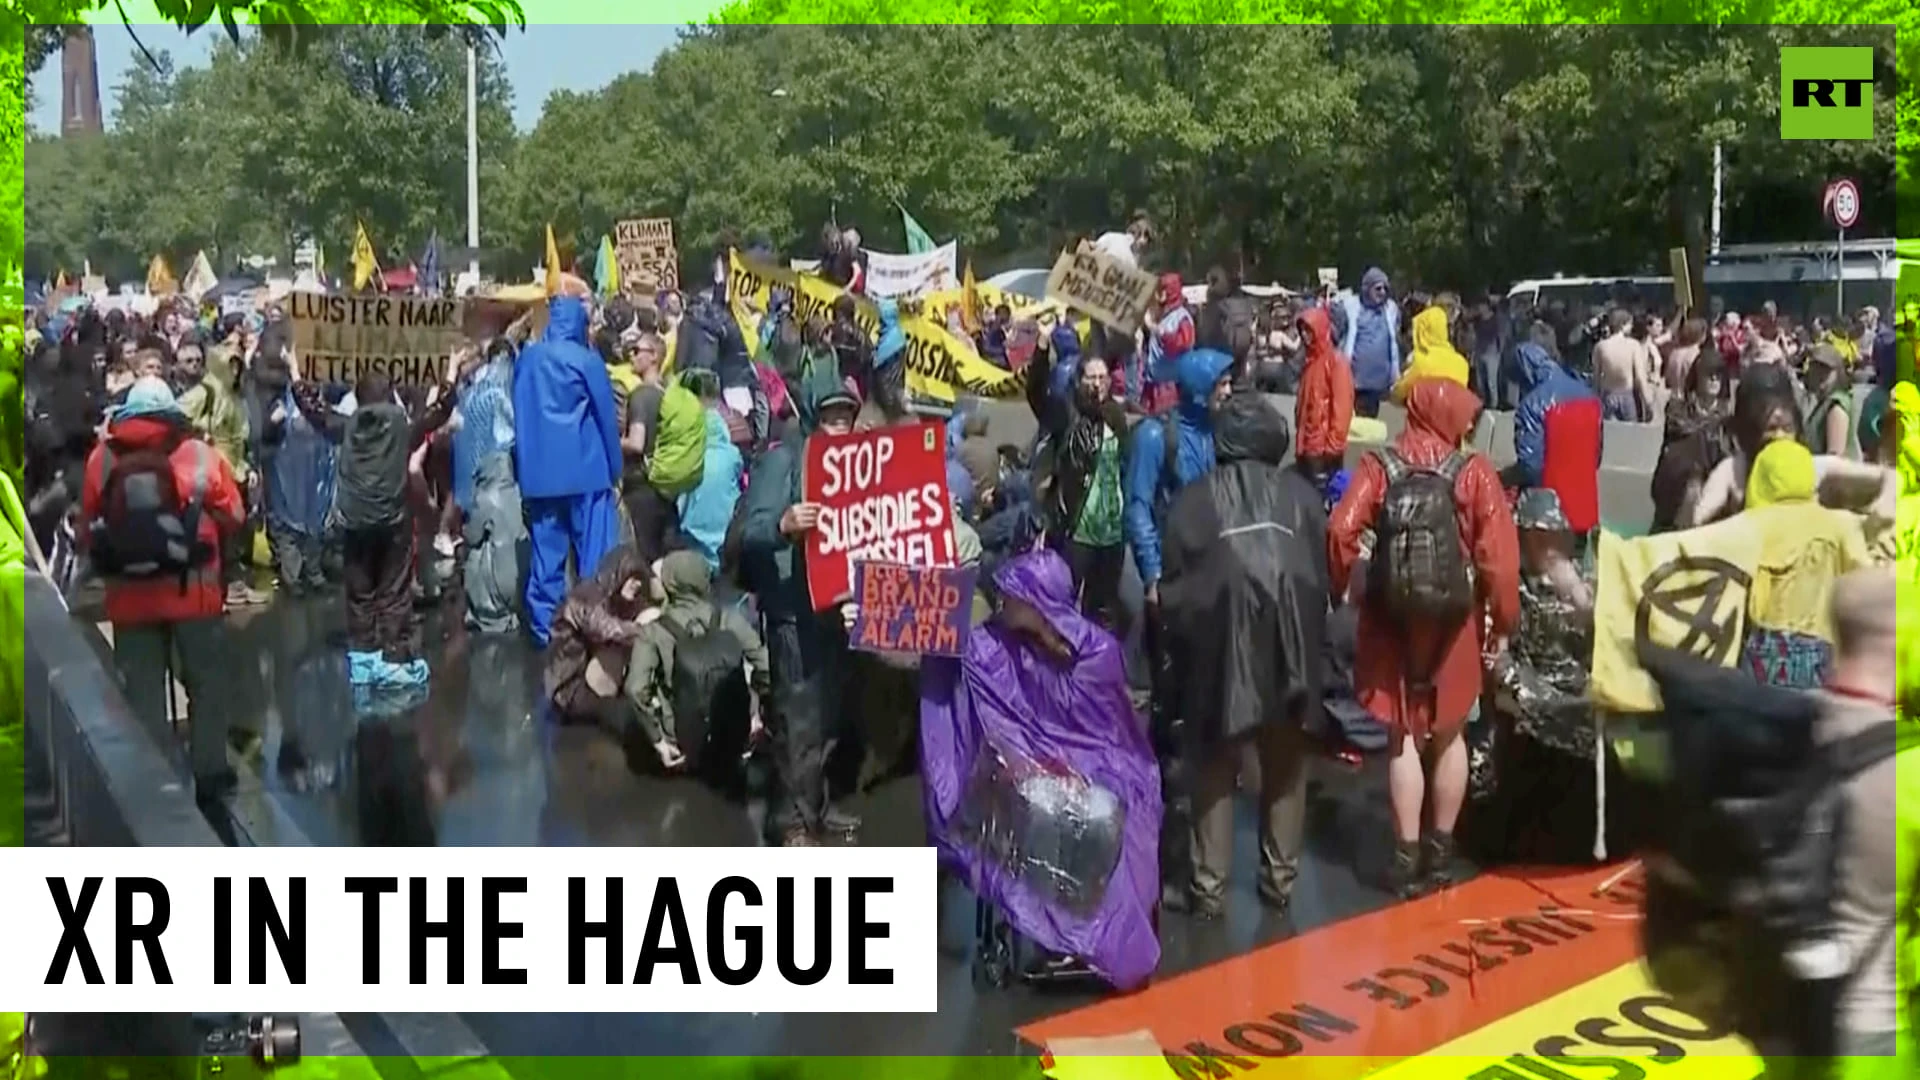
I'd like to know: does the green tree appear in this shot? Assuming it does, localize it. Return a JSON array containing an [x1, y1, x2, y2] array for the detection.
[[22, 27, 514, 281]]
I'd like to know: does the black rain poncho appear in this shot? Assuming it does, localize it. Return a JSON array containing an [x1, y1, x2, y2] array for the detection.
[[1158, 396, 1329, 747]]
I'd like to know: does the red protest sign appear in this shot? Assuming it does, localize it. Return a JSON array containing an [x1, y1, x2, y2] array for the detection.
[[803, 421, 956, 611]]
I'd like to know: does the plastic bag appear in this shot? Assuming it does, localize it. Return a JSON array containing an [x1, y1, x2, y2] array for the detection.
[[954, 748, 1125, 919]]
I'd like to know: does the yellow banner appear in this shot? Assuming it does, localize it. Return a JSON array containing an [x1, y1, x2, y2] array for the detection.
[[726, 251, 1025, 403], [1364, 962, 1758, 1080], [1589, 517, 1765, 714]]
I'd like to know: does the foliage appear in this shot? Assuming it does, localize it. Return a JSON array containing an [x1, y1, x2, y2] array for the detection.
[[14, 4, 1913, 291], [24, 26, 515, 280], [494, 18, 1902, 287]]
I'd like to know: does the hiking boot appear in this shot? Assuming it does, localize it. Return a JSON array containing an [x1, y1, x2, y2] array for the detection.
[[1256, 884, 1292, 914], [1391, 839, 1427, 900], [779, 826, 819, 848], [822, 803, 862, 835], [1423, 832, 1459, 893], [226, 581, 271, 607], [1187, 892, 1225, 921]]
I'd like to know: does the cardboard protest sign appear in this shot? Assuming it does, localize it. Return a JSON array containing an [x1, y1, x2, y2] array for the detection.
[[1045, 246, 1157, 330], [287, 292, 467, 388], [616, 218, 678, 294], [803, 421, 956, 610], [849, 562, 976, 657]]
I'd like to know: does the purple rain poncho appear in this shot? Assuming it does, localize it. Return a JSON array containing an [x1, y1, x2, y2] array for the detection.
[[918, 549, 1162, 990]]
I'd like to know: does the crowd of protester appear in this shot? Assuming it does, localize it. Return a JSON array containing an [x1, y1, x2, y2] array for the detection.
[[13, 218, 1916, 1070]]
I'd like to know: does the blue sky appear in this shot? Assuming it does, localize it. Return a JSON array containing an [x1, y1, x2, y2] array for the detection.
[[28, 6, 725, 135]]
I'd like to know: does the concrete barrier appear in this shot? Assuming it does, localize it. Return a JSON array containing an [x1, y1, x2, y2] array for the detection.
[[976, 391, 1660, 533]]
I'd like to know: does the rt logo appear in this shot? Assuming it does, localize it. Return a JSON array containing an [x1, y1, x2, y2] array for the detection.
[[1780, 47, 1875, 140]]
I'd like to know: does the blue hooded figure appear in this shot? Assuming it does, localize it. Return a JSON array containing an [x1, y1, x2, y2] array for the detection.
[[511, 295, 623, 646], [1337, 267, 1403, 399], [1122, 346, 1235, 591]]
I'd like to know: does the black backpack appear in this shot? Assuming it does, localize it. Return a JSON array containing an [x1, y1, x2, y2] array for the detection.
[[1639, 647, 1912, 1053], [1366, 448, 1473, 628], [89, 439, 215, 590], [661, 607, 749, 771]]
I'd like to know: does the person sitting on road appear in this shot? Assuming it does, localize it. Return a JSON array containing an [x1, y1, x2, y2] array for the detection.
[[623, 549, 771, 776], [545, 544, 657, 728]]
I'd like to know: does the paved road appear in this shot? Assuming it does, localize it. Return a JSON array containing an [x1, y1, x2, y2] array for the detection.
[[202, 588, 1406, 1057]]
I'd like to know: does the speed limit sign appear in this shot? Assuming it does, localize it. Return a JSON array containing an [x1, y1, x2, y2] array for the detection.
[[1823, 179, 1861, 230]]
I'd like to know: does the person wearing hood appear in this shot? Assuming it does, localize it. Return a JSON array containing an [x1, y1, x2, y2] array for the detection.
[[623, 549, 772, 774], [1392, 305, 1471, 404], [513, 295, 624, 648], [1338, 267, 1403, 418], [1124, 346, 1235, 604], [1508, 340, 1603, 538], [1294, 305, 1355, 502], [1160, 393, 1327, 917], [676, 371, 747, 575], [1125, 345, 1234, 869], [1734, 440, 1878, 697], [334, 372, 453, 685], [738, 346, 868, 846], [1027, 332, 1130, 629], [1329, 378, 1520, 898], [80, 376, 249, 798], [917, 548, 1162, 989], [1139, 273, 1193, 416], [544, 544, 655, 730], [174, 333, 268, 606], [261, 379, 342, 596], [868, 296, 910, 421]]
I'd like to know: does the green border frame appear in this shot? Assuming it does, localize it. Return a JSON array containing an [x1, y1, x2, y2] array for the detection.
[[4, 2, 1914, 1077]]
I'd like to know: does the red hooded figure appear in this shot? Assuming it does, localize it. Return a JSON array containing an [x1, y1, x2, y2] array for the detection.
[[1327, 379, 1520, 744], [1294, 305, 1354, 471]]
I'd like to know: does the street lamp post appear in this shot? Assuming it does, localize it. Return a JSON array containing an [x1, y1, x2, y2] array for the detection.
[[466, 45, 481, 286]]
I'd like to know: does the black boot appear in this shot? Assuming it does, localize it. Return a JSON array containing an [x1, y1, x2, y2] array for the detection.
[[1423, 831, 1458, 893], [1391, 839, 1426, 900]]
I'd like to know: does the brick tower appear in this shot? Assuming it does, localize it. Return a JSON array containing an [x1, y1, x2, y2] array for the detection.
[[60, 25, 104, 138]]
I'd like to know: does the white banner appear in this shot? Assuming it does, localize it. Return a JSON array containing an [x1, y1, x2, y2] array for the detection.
[[861, 242, 958, 299], [3, 845, 939, 1013]]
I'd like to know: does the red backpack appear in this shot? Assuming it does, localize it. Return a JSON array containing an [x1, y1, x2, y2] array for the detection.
[[90, 439, 215, 589]]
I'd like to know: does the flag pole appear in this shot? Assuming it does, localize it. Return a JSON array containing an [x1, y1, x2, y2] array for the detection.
[[466, 44, 481, 286]]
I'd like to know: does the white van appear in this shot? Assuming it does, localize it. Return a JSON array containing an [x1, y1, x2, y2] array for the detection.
[[1507, 238, 1901, 324]]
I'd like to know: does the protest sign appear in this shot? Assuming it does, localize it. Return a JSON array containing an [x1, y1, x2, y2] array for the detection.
[[862, 242, 959, 300], [287, 292, 468, 388], [849, 562, 976, 657], [1045, 246, 1157, 330], [616, 218, 679, 293], [727, 250, 1025, 404], [803, 422, 956, 610]]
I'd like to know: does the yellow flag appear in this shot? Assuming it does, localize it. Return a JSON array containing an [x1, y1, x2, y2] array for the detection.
[[146, 255, 177, 296], [544, 224, 562, 297], [351, 220, 380, 291], [53, 270, 69, 293], [1590, 517, 1766, 714]]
